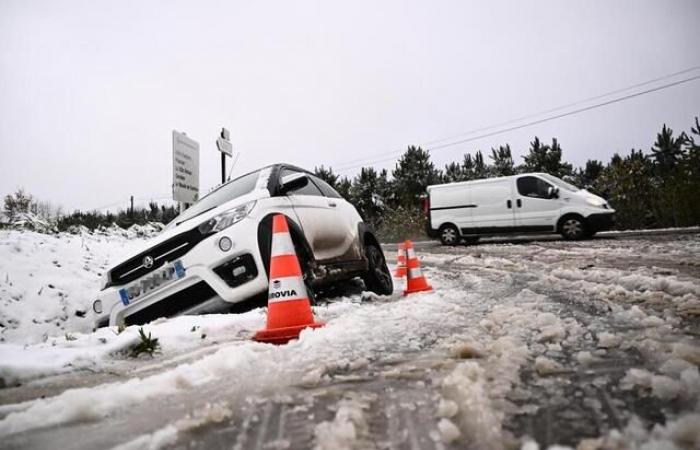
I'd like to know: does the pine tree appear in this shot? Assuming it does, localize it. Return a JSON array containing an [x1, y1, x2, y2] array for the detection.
[[392, 146, 441, 208], [314, 165, 339, 187], [489, 144, 515, 176], [473, 151, 488, 179], [522, 137, 572, 177], [650, 124, 686, 176], [3, 188, 33, 222]]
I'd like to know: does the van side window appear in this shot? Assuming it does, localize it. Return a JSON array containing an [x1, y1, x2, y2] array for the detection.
[[279, 169, 324, 197], [517, 176, 553, 199]]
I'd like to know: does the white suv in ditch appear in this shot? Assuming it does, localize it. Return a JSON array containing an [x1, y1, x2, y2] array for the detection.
[[91, 164, 393, 328]]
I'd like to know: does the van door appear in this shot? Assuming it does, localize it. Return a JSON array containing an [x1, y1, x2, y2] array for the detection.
[[513, 175, 563, 231], [467, 180, 515, 232]]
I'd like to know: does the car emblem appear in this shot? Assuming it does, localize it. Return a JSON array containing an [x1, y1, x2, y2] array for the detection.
[[272, 280, 281, 289], [143, 256, 154, 269]]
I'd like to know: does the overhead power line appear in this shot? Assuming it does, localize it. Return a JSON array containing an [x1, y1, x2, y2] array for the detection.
[[334, 65, 700, 172]]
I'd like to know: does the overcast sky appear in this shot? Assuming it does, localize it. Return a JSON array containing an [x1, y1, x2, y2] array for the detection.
[[1, 0, 699, 211]]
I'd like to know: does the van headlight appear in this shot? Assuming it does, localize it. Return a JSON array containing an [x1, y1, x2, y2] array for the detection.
[[586, 198, 605, 207], [198, 201, 256, 235]]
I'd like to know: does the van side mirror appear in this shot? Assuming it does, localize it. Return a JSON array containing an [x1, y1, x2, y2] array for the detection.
[[279, 173, 309, 194], [547, 186, 559, 199]]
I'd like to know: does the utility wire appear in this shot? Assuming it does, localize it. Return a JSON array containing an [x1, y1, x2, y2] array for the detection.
[[335, 71, 700, 173]]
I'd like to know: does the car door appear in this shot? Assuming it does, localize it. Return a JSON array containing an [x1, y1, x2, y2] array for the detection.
[[513, 175, 563, 230], [280, 169, 353, 262], [468, 180, 516, 232]]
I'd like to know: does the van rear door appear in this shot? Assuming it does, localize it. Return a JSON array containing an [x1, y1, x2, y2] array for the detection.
[[467, 180, 515, 233], [429, 185, 473, 233]]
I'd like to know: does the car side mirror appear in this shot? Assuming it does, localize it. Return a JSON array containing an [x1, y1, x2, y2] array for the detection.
[[279, 173, 309, 194], [547, 186, 559, 199]]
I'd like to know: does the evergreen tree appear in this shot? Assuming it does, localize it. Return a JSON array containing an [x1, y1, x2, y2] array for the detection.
[[350, 167, 384, 224], [574, 159, 604, 190], [443, 162, 465, 183], [489, 144, 515, 176], [522, 137, 572, 177], [314, 165, 339, 187], [3, 188, 33, 221], [473, 151, 489, 179], [392, 146, 441, 208], [651, 124, 686, 176]]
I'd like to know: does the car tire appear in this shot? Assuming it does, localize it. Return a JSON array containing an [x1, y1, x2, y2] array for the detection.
[[560, 216, 586, 240], [362, 243, 393, 295], [439, 224, 460, 246]]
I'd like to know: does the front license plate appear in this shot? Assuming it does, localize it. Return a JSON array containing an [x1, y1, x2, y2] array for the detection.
[[119, 260, 186, 305]]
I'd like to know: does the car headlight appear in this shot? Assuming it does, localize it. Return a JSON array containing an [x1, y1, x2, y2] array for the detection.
[[198, 201, 256, 235], [586, 198, 605, 207]]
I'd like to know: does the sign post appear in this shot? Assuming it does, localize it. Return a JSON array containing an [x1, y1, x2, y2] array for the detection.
[[216, 128, 233, 184], [172, 130, 200, 210]]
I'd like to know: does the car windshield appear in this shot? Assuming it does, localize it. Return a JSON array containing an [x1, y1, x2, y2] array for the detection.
[[167, 169, 262, 228], [540, 173, 581, 192]]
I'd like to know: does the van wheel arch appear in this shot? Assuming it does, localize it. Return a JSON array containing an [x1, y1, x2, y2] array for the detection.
[[557, 214, 587, 240]]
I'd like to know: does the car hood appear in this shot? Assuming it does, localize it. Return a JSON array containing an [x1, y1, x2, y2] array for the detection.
[[113, 190, 266, 265]]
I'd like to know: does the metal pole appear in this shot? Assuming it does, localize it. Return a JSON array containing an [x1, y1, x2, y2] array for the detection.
[[221, 152, 226, 184]]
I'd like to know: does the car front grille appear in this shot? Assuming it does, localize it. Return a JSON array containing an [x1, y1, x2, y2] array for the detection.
[[124, 281, 217, 326], [108, 228, 204, 287]]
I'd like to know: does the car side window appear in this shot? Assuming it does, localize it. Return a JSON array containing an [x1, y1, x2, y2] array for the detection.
[[517, 176, 553, 199], [279, 169, 324, 197], [312, 176, 342, 199]]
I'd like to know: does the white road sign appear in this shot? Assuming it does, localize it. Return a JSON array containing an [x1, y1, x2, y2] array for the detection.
[[216, 136, 233, 156], [172, 130, 199, 203]]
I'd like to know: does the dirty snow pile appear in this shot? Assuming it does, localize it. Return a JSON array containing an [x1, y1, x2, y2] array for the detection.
[[0, 227, 159, 344]]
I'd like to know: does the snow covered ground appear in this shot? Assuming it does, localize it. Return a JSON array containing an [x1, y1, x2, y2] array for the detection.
[[0, 229, 699, 449]]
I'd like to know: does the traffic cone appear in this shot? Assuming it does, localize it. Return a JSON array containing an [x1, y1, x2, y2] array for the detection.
[[393, 242, 407, 278], [403, 240, 433, 296], [254, 214, 324, 344]]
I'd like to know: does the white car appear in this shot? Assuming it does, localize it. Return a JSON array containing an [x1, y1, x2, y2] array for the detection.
[[92, 164, 393, 328], [425, 172, 615, 245]]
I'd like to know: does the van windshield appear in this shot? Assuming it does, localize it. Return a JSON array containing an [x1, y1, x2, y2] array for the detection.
[[540, 174, 581, 192], [167, 170, 262, 228]]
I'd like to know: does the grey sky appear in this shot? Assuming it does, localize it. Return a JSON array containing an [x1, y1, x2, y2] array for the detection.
[[1, 0, 699, 212]]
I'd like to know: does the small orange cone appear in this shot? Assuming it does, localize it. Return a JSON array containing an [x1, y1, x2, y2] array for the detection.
[[393, 242, 407, 278], [254, 214, 324, 344], [403, 240, 433, 296]]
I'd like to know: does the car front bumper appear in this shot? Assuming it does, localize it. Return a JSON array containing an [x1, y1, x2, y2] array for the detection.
[[92, 218, 268, 328]]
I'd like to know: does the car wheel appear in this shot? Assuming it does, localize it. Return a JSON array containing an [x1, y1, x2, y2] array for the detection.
[[362, 243, 393, 295], [440, 225, 460, 246], [561, 217, 585, 240]]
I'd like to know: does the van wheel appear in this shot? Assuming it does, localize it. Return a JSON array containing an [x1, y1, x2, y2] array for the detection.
[[560, 216, 586, 240], [439, 225, 460, 246], [362, 244, 393, 295]]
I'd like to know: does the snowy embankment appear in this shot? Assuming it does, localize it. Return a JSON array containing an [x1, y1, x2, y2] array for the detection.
[[0, 226, 164, 345]]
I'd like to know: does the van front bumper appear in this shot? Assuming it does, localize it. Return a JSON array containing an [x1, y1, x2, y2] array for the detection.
[[586, 212, 615, 232]]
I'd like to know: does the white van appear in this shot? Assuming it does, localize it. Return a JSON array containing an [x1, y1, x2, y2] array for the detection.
[[425, 173, 615, 245]]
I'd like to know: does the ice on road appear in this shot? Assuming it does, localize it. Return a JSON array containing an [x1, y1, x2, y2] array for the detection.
[[1, 229, 699, 449]]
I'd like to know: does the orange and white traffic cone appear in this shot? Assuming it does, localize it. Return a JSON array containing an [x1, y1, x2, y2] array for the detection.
[[403, 240, 433, 296], [393, 242, 407, 278], [254, 214, 324, 344]]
